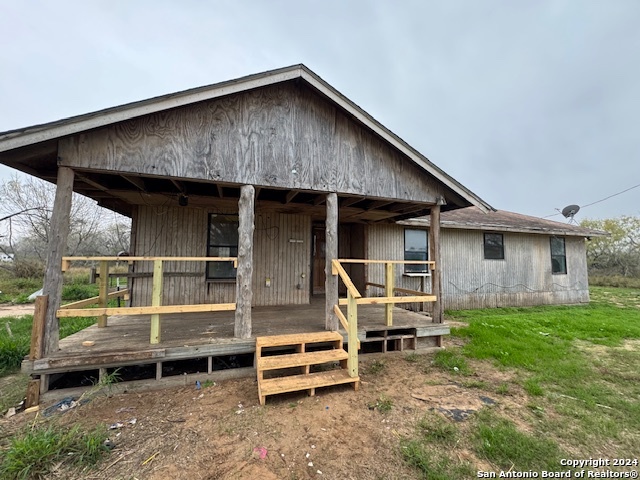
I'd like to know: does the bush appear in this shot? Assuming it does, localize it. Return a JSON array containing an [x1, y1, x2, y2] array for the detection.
[[0, 336, 30, 376], [11, 260, 44, 279], [589, 275, 640, 289], [0, 424, 109, 479], [62, 283, 99, 302]]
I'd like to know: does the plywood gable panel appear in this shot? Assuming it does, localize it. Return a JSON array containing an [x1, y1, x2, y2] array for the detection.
[[59, 82, 443, 204]]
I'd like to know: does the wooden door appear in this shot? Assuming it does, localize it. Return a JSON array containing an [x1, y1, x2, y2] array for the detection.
[[312, 226, 326, 294]]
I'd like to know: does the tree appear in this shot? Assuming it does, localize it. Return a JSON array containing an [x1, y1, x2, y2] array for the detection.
[[0, 174, 131, 270], [580, 216, 640, 277]]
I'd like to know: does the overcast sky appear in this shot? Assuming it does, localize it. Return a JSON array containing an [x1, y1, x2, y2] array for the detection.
[[1, 0, 639, 221]]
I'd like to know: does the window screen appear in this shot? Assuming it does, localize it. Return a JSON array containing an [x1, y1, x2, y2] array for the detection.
[[484, 233, 505, 260], [207, 214, 238, 280], [404, 229, 428, 273], [550, 237, 567, 275]]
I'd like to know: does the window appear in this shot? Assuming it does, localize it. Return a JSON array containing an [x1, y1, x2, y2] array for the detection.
[[206, 214, 238, 280], [550, 237, 567, 274], [404, 229, 428, 273], [483, 233, 504, 260]]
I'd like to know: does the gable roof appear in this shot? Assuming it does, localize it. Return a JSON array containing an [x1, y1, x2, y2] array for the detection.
[[0, 64, 492, 213], [400, 206, 607, 237]]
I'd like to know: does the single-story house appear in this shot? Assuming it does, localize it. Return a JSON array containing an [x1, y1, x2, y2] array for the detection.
[[390, 207, 605, 310], [0, 65, 494, 399]]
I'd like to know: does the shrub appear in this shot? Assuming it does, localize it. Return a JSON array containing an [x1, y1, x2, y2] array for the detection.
[[0, 424, 109, 479]]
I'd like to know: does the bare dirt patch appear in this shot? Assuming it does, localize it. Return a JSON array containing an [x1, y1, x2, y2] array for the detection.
[[0, 345, 540, 480], [0, 304, 34, 318]]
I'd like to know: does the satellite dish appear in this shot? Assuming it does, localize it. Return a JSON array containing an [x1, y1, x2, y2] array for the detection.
[[561, 204, 580, 223]]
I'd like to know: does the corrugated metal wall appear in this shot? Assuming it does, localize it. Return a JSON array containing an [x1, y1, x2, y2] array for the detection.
[[131, 206, 311, 307], [367, 224, 590, 310]]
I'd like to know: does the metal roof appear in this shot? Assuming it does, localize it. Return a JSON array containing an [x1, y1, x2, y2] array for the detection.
[[0, 64, 492, 213]]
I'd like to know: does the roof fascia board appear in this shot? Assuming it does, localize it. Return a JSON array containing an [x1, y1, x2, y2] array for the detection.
[[398, 219, 605, 237], [0, 66, 303, 153], [299, 68, 492, 213]]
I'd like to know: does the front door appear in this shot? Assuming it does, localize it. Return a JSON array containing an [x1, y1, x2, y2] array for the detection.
[[312, 226, 326, 294]]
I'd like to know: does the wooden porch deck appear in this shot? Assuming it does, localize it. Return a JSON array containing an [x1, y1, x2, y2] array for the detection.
[[23, 298, 447, 398], [26, 298, 446, 371]]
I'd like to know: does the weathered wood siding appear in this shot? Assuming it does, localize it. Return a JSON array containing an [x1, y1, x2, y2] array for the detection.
[[367, 224, 432, 310], [441, 230, 589, 309], [131, 206, 310, 307], [58, 82, 444, 203], [367, 224, 590, 310]]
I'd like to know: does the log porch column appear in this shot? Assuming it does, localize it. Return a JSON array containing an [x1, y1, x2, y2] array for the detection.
[[429, 203, 443, 323], [234, 185, 255, 339], [325, 192, 339, 330], [42, 166, 75, 355]]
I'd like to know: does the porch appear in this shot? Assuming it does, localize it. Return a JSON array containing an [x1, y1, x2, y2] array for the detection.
[[23, 297, 447, 399]]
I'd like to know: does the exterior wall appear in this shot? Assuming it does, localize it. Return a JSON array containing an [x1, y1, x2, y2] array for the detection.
[[367, 224, 590, 310], [367, 224, 432, 310], [131, 205, 311, 307], [58, 82, 444, 204]]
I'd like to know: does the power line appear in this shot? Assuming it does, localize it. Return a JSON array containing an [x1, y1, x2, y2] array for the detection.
[[542, 182, 640, 219]]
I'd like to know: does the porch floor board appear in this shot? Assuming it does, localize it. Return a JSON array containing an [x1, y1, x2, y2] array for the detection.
[[53, 297, 440, 358]]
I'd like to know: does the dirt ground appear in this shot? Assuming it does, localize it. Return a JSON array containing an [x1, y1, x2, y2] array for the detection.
[[0, 304, 34, 318], [0, 340, 537, 480]]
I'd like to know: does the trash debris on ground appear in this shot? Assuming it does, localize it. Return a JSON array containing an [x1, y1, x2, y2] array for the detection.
[[103, 439, 116, 450], [4, 407, 16, 418], [43, 396, 85, 417], [109, 418, 137, 429], [252, 446, 268, 459], [195, 380, 201, 390]]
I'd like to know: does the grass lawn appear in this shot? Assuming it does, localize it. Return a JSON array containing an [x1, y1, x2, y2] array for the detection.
[[401, 286, 640, 478], [1, 285, 639, 478]]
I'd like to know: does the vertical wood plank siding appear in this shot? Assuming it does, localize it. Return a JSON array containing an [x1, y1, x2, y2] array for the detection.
[[132, 206, 311, 307], [367, 224, 590, 310]]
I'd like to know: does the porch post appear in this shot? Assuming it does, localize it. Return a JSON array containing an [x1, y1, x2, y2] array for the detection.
[[234, 185, 255, 339], [429, 204, 443, 323], [42, 166, 75, 356], [325, 192, 339, 330]]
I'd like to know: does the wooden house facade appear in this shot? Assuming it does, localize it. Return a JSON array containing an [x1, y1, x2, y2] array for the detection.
[[389, 208, 603, 310], [0, 65, 492, 400]]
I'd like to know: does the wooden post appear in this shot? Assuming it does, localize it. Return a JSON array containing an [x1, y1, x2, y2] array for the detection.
[[41, 166, 74, 356], [325, 193, 339, 330], [384, 262, 394, 326], [347, 291, 358, 377], [25, 380, 40, 408], [29, 295, 48, 360], [98, 260, 109, 328], [429, 204, 443, 323], [235, 185, 255, 339], [150, 259, 163, 344]]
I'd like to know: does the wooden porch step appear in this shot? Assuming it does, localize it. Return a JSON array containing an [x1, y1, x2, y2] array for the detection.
[[258, 349, 349, 371], [256, 331, 358, 405], [259, 369, 359, 397], [256, 331, 343, 348]]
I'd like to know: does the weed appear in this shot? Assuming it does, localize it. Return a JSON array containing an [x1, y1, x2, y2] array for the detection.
[[400, 438, 474, 480], [496, 383, 510, 395], [202, 379, 216, 388], [461, 379, 489, 390], [432, 349, 471, 375], [523, 377, 544, 396], [368, 396, 393, 413], [417, 413, 457, 444], [472, 409, 563, 471], [367, 359, 386, 375], [0, 423, 109, 479], [404, 352, 420, 363]]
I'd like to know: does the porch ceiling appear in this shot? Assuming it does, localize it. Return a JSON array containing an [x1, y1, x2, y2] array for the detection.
[[70, 170, 437, 222]]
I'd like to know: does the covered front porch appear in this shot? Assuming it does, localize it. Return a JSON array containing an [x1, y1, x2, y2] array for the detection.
[[23, 297, 448, 400]]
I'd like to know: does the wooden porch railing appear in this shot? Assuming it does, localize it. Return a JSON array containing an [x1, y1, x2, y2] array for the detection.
[[58, 256, 237, 344], [331, 259, 438, 378]]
